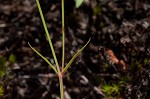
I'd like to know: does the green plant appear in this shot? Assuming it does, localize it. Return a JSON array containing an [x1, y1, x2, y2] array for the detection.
[[119, 75, 130, 85], [0, 54, 16, 98], [102, 83, 120, 96], [29, 0, 90, 99], [0, 57, 7, 78], [8, 53, 16, 64], [0, 85, 4, 97], [0, 57, 6, 97]]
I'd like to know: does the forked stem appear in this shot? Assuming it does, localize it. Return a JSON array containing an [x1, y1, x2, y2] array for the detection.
[[34, 1, 90, 99]]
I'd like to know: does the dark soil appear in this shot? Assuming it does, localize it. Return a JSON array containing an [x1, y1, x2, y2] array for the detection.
[[0, 0, 150, 99]]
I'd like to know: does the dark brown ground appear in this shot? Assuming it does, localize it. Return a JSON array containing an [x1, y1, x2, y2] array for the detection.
[[0, 0, 150, 99]]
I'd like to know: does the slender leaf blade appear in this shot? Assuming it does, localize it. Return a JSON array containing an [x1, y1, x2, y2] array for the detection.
[[75, 0, 84, 8], [35, 0, 60, 72], [62, 38, 91, 73], [28, 43, 58, 74]]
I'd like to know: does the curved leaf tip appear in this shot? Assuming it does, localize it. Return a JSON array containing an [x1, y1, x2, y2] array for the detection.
[[62, 38, 91, 74], [28, 42, 58, 74]]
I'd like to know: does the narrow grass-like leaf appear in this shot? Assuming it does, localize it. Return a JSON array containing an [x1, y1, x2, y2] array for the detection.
[[62, 38, 91, 74], [75, 0, 84, 8], [28, 43, 58, 74], [35, 0, 60, 72]]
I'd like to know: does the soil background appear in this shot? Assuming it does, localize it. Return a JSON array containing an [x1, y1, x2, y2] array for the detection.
[[0, 0, 150, 99]]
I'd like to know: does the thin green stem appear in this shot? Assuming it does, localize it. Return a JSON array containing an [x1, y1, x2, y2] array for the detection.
[[36, 0, 60, 73], [60, 0, 65, 98], [61, 0, 65, 70], [59, 75, 64, 99]]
